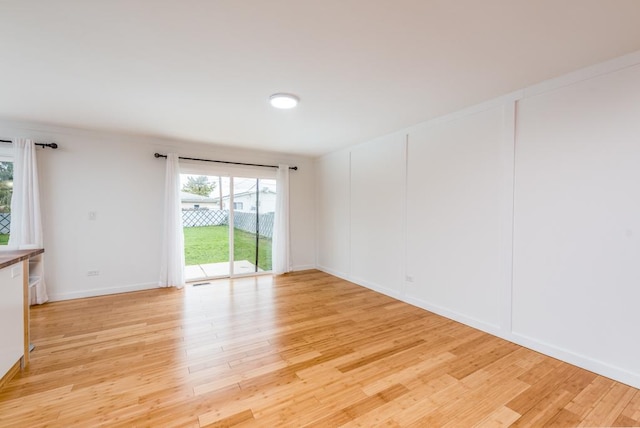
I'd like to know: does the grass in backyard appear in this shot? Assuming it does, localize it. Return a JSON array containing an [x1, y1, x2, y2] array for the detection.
[[183, 225, 228, 265], [183, 225, 272, 271], [0, 234, 8, 245], [234, 227, 272, 271]]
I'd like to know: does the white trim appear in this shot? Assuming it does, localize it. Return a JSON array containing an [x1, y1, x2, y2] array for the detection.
[[403, 51, 640, 139], [322, 266, 503, 337], [400, 134, 409, 297], [349, 275, 404, 301], [315, 265, 640, 389], [500, 101, 516, 333], [523, 49, 640, 99], [347, 150, 352, 278], [292, 264, 316, 272], [510, 332, 640, 390], [403, 294, 503, 337], [48, 282, 159, 301], [405, 91, 524, 136], [228, 177, 235, 276], [316, 265, 350, 282]]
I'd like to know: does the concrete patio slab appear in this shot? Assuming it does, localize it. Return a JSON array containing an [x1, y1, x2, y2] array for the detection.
[[185, 260, 263, 282]]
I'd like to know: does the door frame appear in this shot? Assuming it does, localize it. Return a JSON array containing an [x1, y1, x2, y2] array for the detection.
[[179, 161, 276, 281]]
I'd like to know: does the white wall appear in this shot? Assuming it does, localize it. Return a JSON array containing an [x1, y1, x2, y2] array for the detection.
[[316, 150, 350, 277], [0, 120, 316, 300], [316, 50, 640, 389], [512, 63, 640, 383], [405, 105, 513, 332], [350, 133, 406, 296]]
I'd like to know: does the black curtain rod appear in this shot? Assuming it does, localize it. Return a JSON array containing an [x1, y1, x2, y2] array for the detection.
[[0, 139, 58, 149], [154, 153, 298, 171]]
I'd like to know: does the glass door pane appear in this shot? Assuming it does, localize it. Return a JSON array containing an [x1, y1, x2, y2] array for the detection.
[[257, 178, 276, 272], [232, 177, 275, 275], [181, 174, 230, 281], [232, 177, 259, 275]]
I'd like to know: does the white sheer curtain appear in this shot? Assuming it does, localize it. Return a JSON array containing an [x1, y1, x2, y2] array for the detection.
[[273, 164, 291, 274], [9, 138, 48, 304], [159, 153, 185, 288]]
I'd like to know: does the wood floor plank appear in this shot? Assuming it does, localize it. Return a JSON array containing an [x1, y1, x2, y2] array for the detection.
[[565, 375, 616, 418], [509, 388, 574, 427], [622, 390, 640, 422], [579, 382, 637, 427], [0, 270, 638, 427], [473, 405, 522, 427], [506, 362, 583, 414]]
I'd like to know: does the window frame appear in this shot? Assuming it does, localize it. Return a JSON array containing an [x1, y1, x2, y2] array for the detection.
[[0, 147, 14, 247]]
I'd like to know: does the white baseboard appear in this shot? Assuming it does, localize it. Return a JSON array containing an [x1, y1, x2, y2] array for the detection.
[[47, 282, 159, 302], [292, 264, 316, 272], [314, 266, 640, 390], [402, 294, 503, 338], [509, 332, 640, 390], [315, 265, 349, 281], [349, 275, 404, 301]]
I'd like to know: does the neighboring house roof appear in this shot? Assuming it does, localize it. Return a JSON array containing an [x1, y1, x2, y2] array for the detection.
[[180, 191, 216, 203], [212, 186, 275, 202], [180, 179, 275, 203]]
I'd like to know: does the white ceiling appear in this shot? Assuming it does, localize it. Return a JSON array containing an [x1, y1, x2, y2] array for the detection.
[[1, 1, 640, 157]]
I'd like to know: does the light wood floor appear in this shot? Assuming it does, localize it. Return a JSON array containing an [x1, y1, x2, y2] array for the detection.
[[1, 270, 639, 427]]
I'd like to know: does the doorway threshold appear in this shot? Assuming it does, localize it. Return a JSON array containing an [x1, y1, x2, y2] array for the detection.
[[185, 260, 263, 282]]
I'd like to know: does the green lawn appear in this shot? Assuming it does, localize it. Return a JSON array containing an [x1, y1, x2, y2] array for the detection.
[[183, 225, 272, 271], [0, 234, 8, 245]]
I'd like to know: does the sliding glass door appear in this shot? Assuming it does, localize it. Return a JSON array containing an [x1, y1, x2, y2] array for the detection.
[[180, 172, 276, 282], [181, 174, 230, 281], [232, 177, 276, 275]]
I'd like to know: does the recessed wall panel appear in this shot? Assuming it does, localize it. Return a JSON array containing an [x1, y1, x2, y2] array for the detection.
[[513, 64, 640, 375], [350, 134, 405, 294], [316, 150, 351, 276], [406, 106, 508, 328]]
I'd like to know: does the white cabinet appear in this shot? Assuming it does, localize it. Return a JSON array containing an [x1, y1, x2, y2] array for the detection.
[[0, 262, 24, 379], [0, 248, 43, 388]]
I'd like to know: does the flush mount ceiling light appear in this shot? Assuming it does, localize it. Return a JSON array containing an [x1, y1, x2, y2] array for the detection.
[[269, 93, 299, 109]]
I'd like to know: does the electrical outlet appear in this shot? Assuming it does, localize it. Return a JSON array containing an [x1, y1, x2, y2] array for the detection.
[[88, 211, 97, 221], [406, 275, 414, 283], [87, 270, 100, 276]]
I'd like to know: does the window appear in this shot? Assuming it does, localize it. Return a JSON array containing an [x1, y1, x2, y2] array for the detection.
[[0, 160, 13, 245], [233, 202, 243, 210]]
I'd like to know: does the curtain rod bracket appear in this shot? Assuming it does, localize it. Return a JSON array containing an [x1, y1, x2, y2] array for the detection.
[[36, 142, 58, 149], [1, 139, 58, 149], [154, 152, 298, 171]]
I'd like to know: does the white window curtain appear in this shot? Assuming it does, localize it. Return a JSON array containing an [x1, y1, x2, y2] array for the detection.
[[159, 153, 185, 288], [272, 164, 291, 274], [9, 138, 48, 304]]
